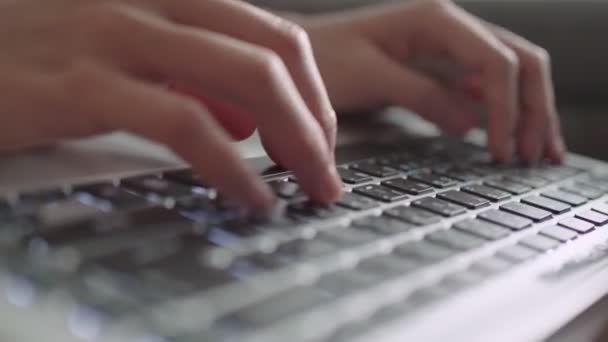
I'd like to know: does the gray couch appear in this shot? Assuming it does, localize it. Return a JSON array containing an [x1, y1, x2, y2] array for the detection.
[[252, 0, 608, 159]]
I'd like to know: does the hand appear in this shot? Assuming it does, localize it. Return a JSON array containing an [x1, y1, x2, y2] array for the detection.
[[299, 0, 565, 163], [0, 0, 342, 209]]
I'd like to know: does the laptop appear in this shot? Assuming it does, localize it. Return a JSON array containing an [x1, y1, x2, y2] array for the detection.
[[2, 114, 608, 342]]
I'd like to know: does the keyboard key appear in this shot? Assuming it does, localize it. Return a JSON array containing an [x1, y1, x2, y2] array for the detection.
[[484, 178, 531, 195], [432, 166, 480, 182], [426, 229, 486, 250], [472, 257, 513, 274], [540, 225, 578, 242], [592, 203, 608, 216], [497, 244, 539, 262], [575, 210, 608, 226], [384, 206, 442, 226], [353, 185, 408, 202], [336, 168, 373, 184], [443, 270, 486, 289], [409, 172, 458, 188], [349, 161, 398, 178], [437, 190, 490, 209], [461, 184, 511, 202], [121, 176, 194, 198], [225, 287, 331, 328], [335, 192, 379, 211], [453, 219, 510, 240], [561, 183, 603, 199], [411, 197, 467, 217], [520, 196, 571, 214], [381, 178, 433, 195], [504, 173, 548, 188], [478, 209, 533, 231], [74, 183, 148, 209], [288, 201, 348, 220], [520, 234, 562, 252], [316, 270, 379, 295], [352, 216, 415, 236], [559, 217, 595, 234], [541, 190, 587, 207], [163, 169, 207, 187], [317, 226, 379, 247], [274, 239, 339, 263], [499, 202, 552, 222], [393, 240, 455, 263], [357, 255, 419, 278], [269, 180, 301, 199], [375, 154, 420, 172]]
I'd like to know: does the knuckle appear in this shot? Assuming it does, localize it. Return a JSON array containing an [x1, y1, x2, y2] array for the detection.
[[247, 48, 287, 91], [529, 46, 551, 70], [496, 48, 520, 75], [273, 21, 312, 62], [62, 62, 105, 100]]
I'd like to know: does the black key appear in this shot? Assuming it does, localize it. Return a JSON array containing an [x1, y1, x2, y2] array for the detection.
[[384, 206, 442, 226], [411, 197, 467, 217], [288, 201, 348, 220], [437, 190, 490, 209], [559, 217, 595, 234], [357, 255, 419, 279], [461, 184, 511, 202], [453, 218, 510, 240], [393, 240, 455, 263], [541, 190, 587, 207], [504, 173, 548, 188], [432, 166, 480, 182], [540, 225, 578, 242], [317, 226, 379, 247], [575, 210, 608, 226], [163, 169, 207, 187], [381, 178, 433, 195], [73, 183, 148, 209], [269, 180, 301, 199], [521, 196, 571, 214], [499, 202, 552, 222], [352, 216, 415, 235], [497, 244, 539, 262], [375, 155, 420, 172], [353, 184, 408, 203], [484, 178, 531, 195], [121, 176, 193, 198], [336, 192, 379, 211], [409, 172, 458, 189], [349, 161, 398, 178], [426, 229, 486, 250], [477, 209, 533, 231], [337, 167, 373, 184], [561, 183, 603, 200], [519, 234, 562, 252], [472, 257, 513, 274]]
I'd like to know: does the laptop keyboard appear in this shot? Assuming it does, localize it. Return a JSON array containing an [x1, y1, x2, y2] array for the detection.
[[2, 138, 608, 341]]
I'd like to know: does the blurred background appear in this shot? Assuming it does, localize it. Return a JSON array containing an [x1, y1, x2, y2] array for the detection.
[[251, 0, 608, 161]]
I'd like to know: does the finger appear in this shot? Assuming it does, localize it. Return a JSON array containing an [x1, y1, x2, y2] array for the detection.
[[93, 7, 341, 202], [489, 24, 565, 163], [159, 0, 337, 153], [61, 64, 273, 209], [397, 0, 521, 161], [371, 49, 478, 135]]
